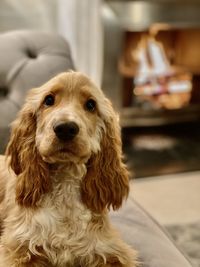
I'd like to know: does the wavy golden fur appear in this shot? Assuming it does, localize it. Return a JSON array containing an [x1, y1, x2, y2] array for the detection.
[[0, 72, 137, 267]]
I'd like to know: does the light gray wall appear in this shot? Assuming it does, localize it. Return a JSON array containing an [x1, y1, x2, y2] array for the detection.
[[0, 0, 57, 32]]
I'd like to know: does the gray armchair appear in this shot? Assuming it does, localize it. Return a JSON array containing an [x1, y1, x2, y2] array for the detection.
[[0, 30, 192, 267], [0, 30, 74, 153]]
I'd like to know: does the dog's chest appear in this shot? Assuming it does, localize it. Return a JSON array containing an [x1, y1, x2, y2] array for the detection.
[[36, 181, 92, 240], [25, 181, 93, 264], [15, 165, 100, 266]]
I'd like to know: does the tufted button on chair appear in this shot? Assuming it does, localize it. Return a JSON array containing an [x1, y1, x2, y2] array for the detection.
[[0, 30, 74, 153]]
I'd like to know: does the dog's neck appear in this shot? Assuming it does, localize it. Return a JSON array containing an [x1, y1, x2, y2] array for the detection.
[[42, 161, 89, 216], [49, 161, 87, 183], [47, 162, 87, 203]]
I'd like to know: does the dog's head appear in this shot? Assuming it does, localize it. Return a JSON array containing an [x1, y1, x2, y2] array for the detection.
[[6, 72, 129, 212]]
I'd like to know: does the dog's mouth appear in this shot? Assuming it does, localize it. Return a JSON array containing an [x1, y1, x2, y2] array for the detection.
[[55, 145, 77, 159], [59, 147, 73, 154], [39, 135, 91, 164], [48, 142, 91, 163]]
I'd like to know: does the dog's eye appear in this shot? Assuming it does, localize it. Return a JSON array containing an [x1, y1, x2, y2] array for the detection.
[[85, 99, 96, 112], [44, 94, 55, 106]]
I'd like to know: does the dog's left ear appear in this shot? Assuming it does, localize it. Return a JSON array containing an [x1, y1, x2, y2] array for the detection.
[[6, 96, 50, 207], [81, 100, 129, 213]]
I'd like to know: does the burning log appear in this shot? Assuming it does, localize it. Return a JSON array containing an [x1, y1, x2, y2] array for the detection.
[[133, 35, 192, 109]]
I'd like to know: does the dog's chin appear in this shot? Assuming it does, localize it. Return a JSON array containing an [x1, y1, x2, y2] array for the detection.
[[41, 147, 91, 165]]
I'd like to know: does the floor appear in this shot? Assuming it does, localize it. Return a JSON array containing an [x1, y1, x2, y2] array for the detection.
[[130, 171, 200, 225], [123, 122, 200, 178]]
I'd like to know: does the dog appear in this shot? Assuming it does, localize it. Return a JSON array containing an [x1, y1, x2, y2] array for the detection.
[[0, 72, 137, 267]]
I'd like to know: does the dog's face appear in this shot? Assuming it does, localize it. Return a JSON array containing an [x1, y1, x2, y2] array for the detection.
[[34, 72, 107, 164], [6, 72, 129, 212]]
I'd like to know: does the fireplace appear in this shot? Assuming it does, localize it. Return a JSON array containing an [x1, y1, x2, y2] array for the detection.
[[102, 0, 200, 177], [102, 0, 200, 127]]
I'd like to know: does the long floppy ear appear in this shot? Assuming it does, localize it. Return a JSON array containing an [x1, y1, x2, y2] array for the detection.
[[81, 102, 129, 213], [6, 102, 50, 208]]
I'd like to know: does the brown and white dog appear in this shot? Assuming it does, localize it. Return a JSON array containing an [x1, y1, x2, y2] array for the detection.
[[0, 72, 137, 267]]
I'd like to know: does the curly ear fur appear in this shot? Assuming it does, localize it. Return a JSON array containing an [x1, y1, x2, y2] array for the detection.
[[6, 105, 50, 207], [81, 107, 129, 213]]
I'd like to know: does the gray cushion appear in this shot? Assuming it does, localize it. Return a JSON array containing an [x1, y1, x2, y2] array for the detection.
[[0, 30, 74, 153], [110, 194, 192, 267]]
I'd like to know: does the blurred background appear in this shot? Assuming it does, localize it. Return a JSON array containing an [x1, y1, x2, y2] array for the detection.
[[0, 0, 199, 266]]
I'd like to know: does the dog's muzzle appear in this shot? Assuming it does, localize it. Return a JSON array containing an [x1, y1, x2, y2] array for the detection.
[[53, 121, 79, 142]]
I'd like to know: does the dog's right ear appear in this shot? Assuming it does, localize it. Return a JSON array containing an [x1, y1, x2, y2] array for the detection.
[[6, 96, 51, 207]]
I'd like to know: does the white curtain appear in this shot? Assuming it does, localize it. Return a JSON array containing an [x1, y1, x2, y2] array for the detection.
[[0, 0, 103, 86], [58, 0, 103, 86]]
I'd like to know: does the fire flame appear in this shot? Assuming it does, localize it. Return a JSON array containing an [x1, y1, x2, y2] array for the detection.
[[132, 35, 192, 109]]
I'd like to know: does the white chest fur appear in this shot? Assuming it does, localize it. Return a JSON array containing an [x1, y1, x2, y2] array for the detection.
[[16, 165, 94, 264]]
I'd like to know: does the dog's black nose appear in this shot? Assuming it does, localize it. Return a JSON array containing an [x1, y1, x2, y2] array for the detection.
[[54, 122, 79, 141]]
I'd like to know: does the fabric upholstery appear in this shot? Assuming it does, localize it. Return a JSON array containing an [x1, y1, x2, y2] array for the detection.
[[0, 30, 192, 267], [0, 30, 74, 153], [110, 193, 192, 267]]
